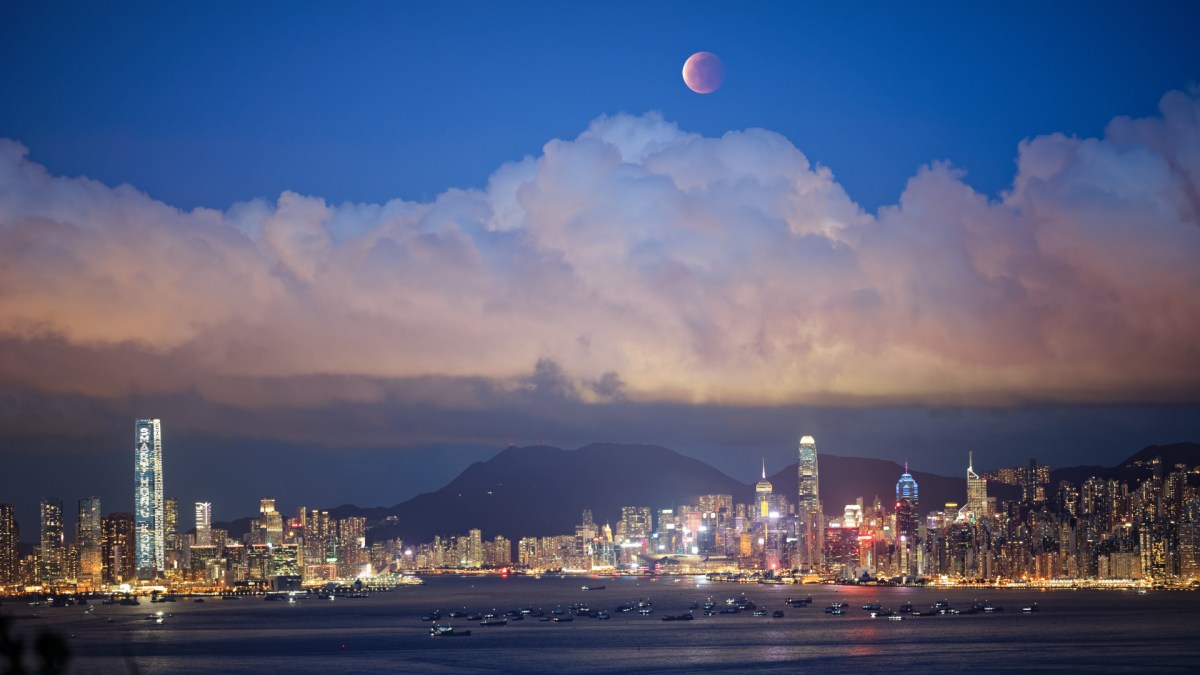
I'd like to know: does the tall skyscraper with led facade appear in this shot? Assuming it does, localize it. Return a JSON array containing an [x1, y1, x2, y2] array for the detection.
[[797, 435, 823, 571], [134, 418, 165, 579]]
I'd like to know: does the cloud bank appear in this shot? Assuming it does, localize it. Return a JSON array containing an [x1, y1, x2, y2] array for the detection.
[[1, 89, 1199, 435]]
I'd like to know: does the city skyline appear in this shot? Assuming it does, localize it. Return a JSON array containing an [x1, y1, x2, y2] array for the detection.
[[1, 5, 1199, 561], [3, 421, 1196, 591]]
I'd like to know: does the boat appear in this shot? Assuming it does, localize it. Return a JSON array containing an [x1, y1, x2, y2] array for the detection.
[[551, 616, 573, 622], [661, 613, 694, 621], [430, 625, 470, 637], [119, 597, 140, 606], [862, 603, 882, 611], [752, 610, 768, 617], [581, 585, 606, 591], [480, 617, 508, 626], [421, 611, 442, 622], [1022, 604, 1039, 613], [888, 615, 904, 621], [772, 610, 785, 618]]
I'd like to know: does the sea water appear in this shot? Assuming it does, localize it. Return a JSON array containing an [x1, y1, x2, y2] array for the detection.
[[4, 576, 1198, 673]]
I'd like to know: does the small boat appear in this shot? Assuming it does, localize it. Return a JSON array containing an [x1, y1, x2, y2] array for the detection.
[[421, 611, 442, 622], [430, 625, 470, 637], [772, 610, 785, 618], [1022, 604, 1039, 613], [551, 616, 573, 623], [752, 610, 768, 617], [480, 617, 508, 626], [862, 603, 882, 611], [581, 585, 606, 591], [661, 613, 694, 621], [888, 615, 904, 621], [193, 598, 204, 603]]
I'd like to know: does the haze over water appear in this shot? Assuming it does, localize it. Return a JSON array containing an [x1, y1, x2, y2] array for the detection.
[[5, 577, 1198, 673]]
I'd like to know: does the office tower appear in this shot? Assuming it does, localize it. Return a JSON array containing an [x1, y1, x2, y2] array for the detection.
[[755, 460, 773, 518], [260, 498, 283, 546], [77, 497, 103, 581], [39, 498, 64, 582], [195, 502, 212, 547], [102, 512, 136, 584], [164, 498, 179, 550], [134, 418, 165, 579], [0, 503, 18, 586], [962, 452, 988, 522], [797, 435, 823, 571], [896, 462, 920, 575]]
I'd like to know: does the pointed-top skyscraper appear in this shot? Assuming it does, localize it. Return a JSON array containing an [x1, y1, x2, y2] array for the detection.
[[960, 451, 988, 523], [797, 435, 822, 571]]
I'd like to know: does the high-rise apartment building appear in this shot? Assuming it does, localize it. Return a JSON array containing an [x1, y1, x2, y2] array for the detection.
[[164, 497, 179, 550], [796, 435, 823, 571], [77, 497, 103, 582], [0, 503, 18, 587], [134, 418, 165, 579], [195, 502, 212, 547], [40, 498, 65, 583], [102, 512, 136, 584]]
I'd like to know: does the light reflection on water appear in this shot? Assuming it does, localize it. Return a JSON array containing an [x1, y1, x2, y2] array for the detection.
[[3, 577, 1197, 674]]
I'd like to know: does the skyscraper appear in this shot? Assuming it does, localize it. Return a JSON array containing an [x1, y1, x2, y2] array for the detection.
[[78, 497, 103, 582], [195, 502, 212, 547], [0, 503, 18, 587], [755, 460, 774, 518], [40, 498, 64, 583], [797, 435, 823, 571], [134, 418, 165, 579], [962, 451, 988, 522], [102, 512, 136, 584], [895, 463, 919, 575]]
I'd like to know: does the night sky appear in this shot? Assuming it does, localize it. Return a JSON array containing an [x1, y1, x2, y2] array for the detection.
[[2, 2, 1199, 530]]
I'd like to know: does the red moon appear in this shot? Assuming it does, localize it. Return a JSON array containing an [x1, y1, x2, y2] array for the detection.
[[682, 52, 724, 94]]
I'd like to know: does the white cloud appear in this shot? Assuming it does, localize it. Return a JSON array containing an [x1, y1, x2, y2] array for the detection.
[[0, 90, 1198, 409]]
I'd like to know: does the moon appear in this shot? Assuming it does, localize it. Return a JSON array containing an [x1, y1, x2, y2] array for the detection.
[[682, 52, 724, 94]]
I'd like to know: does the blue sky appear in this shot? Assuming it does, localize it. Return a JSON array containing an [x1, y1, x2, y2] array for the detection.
[[1, 2, 1199, 522], [3, 2, 1197, 212]]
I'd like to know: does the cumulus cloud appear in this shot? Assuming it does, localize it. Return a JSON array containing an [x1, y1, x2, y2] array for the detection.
[[1, 90, 1199, 430]]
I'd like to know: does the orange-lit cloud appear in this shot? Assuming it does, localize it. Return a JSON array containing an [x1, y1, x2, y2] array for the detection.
[[1, 90, 1198, 417]]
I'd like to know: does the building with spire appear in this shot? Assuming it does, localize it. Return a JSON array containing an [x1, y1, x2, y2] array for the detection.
[[960, 452, 988, 523], [755, 459, 773, 518]]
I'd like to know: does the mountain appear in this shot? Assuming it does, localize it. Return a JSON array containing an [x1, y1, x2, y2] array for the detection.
[[1051, 442, 1200, 486], [367, 443, 748, 544], [216, 441, 1196, 545]]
